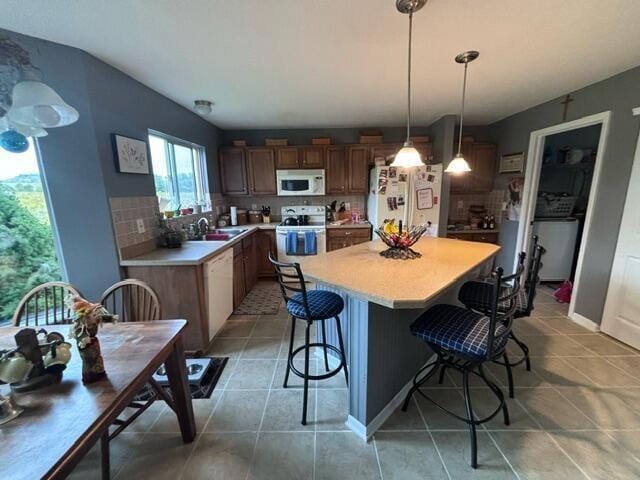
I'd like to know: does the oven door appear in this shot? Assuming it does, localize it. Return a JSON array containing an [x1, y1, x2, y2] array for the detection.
[[276, 229, 327, 263]]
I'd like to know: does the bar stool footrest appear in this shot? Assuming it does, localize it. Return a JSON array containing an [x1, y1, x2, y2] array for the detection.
[[289, 342, 345, 381]]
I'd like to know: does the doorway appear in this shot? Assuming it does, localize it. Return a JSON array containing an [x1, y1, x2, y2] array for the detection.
[[0, 138, 62, 325], [515, 112, 611, 329]]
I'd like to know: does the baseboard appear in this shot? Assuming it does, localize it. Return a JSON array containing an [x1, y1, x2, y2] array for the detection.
[[344, 353, 438, 441], [569, 312, 600, 332]]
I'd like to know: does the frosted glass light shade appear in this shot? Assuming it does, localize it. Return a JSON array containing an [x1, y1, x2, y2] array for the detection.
[[445, 153, 472, 173], [8, 81, 79, 128], [390, 143, 423, 168], [0, 115, 47, 138]]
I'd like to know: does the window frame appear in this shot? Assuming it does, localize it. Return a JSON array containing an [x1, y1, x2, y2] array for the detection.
[[148, 129, 209, 209]]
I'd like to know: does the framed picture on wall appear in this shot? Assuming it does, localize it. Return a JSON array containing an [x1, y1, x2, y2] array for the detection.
[[112, 134, 150, 174], [499, 152, 525, 174]]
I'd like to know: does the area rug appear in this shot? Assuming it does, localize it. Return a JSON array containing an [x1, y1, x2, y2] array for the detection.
[[233, 281, 282, 315], [135, 356, 228, 401]]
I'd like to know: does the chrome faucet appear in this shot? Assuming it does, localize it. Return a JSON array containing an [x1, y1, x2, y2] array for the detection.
[[197, 217, 209, 237]]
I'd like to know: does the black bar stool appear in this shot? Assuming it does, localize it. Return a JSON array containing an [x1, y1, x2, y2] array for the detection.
[[402, 261, 525, 469], [457, 236, 546, 397], [269, 253, 348, 425]]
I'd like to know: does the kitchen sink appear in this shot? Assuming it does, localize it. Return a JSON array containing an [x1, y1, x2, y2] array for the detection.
[[204, 229, 243, 241]]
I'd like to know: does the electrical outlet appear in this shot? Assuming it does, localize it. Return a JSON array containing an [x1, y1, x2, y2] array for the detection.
[[136, 218, 146, 234], [345, 202, 351, 210], [457, 200, 464, 209], [501, 202, 508, 211]]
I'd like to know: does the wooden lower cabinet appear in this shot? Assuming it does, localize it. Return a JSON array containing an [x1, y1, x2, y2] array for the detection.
[[326, 228, 371, 252], [256, 230, 277, 277], [242, 234, 258, 293], [125, 264, 209, 353], [233, 244, 246, 310]]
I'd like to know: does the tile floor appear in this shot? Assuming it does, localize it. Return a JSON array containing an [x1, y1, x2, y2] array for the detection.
[[71, 286, 640, 479]]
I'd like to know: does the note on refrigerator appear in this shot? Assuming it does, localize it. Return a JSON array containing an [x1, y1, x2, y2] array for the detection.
[[416, 188, 434, 210]]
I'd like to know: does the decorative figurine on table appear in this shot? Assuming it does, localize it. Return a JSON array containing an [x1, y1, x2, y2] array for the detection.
[[67, 296, 117, 384], [375, 219, 427, 260]]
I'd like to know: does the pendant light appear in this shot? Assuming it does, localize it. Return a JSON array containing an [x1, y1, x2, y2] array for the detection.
[[446, 51, 478, 174], [390, 0, 427, 168], [8, 80, 79, 129]]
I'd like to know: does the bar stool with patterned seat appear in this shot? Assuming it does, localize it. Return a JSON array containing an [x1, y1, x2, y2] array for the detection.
[[269, 253, 348, 425], [402, 262, 525, 469], [457, 236, 546, 397]]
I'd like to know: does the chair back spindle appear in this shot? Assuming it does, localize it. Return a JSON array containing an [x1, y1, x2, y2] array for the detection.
[[100, 279, 161, 322], [12, 282, 83, 327]]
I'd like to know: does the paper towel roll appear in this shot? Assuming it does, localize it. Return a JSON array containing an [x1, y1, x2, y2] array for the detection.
[[230, 206, 238, 226]]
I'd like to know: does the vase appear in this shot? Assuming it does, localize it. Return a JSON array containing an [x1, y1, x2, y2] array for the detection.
[[78, 337, 107, 384]]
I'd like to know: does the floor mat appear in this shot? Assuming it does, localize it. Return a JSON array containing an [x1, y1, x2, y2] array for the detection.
[[234, 281, 282, 315], [136, 356, 228, 400]]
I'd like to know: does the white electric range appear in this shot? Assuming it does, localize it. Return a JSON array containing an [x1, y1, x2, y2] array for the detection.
[[275, 205, 327, 263]]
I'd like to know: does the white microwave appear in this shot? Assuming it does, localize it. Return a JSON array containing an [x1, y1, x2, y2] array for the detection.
[[276, 169, 325, 196]]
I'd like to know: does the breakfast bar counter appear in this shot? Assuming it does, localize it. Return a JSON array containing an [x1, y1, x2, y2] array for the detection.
[[299, 237, 500, 439]]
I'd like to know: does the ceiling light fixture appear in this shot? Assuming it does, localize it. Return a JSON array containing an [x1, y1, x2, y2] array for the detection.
[[390, 0, 427, 169], [193, 100, 213, 115], [446, 50, 479, 174]]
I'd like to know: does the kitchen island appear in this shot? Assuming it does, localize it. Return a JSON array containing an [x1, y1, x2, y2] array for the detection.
[[300, 237, 500, 439]]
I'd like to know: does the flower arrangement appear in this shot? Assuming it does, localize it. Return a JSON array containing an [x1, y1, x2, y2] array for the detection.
[[67, 296, 118, 383], [374, 219, 427, 260]]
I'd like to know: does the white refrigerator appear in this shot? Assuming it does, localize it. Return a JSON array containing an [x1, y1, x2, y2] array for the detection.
[[367, 164, 443, 237]]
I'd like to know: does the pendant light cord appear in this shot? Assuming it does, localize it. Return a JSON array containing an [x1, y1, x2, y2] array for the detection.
[[406, 11, 413, 144], [457, 61, 469, 155]]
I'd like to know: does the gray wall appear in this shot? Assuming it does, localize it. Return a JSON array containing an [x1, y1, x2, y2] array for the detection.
[[489, 66, 640, 324], [2, 29, 221, 299], [82, 54, 222, 196], [429, 115, 457, 235]]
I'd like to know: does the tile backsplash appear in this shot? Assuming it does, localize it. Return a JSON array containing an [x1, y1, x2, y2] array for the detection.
[[110, 193, 221, 258], [220, 195, 367, 221], [110, 196, 160, 250], [449, 190, 506, 225]]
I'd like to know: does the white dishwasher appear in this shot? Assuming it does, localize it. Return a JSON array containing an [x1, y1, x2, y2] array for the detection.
[[204, 249, 234, 341]]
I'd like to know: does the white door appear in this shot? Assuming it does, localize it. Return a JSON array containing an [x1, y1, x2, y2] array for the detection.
[[601, 120, 640, 348]]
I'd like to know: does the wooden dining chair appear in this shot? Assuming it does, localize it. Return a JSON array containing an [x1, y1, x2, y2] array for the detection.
[[12, 281, 83, 327], [99, 278, 161, 322], [99, 279, 172, 480]]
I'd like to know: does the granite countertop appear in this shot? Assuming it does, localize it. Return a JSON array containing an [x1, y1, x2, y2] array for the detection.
[[300, 237, 500, 309], [120, 222, 279, 267], [327, 221, 372, 229]]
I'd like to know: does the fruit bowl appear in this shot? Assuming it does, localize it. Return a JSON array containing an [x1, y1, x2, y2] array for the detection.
[[374, 224, 427, 260]]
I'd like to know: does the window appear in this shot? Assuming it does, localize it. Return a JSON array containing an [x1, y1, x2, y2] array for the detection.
[[148, 131, 208, 211], [0, 138, 61, 325]]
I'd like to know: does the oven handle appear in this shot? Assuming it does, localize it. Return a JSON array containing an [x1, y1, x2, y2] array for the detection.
[[277, 230, 326, 236]]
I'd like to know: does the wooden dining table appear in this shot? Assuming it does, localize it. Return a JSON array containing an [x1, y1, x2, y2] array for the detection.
[[0, 319, 196, 479]]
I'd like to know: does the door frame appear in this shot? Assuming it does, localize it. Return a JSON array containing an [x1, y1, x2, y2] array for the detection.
[[600, 107, 640, 338], [515, 111, 611, 329]]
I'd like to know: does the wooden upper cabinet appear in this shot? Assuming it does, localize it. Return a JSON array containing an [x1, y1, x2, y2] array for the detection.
[[219, 147, 248, 195], [470, 143, 497, 193], [370, 144, 400, 166], [449, 140, 475, 194], [347, 146, 370, 194], [326, 146, 347, 194], [276, 147, 300, 169], [416, 143, 433, 163], [247, 148, 277, 195], [301, 146, 324, 169]]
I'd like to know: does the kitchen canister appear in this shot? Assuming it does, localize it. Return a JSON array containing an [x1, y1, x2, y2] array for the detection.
[[230, 206, 238, 226], [248, 210, 262, 224], [236, 209, 248, 225]]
